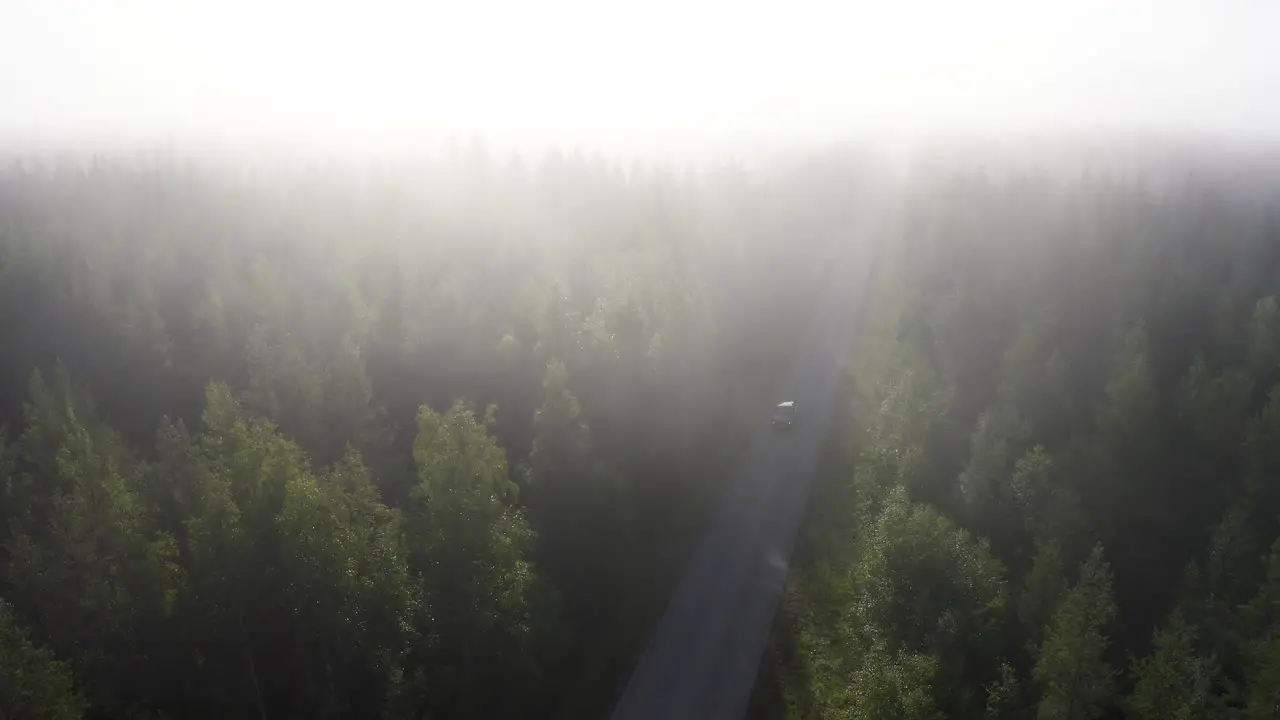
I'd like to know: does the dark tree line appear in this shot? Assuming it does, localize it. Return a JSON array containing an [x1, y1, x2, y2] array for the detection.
[[0, 147, 880, 718]]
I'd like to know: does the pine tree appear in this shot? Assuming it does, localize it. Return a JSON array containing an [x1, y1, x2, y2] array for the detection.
[[1020, 539, 1068, 655], [1127, 608, 1218, 720], [1033, 543, 1118, 720]]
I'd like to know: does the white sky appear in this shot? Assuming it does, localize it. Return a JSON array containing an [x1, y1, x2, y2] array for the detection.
[[1, 0, 1278, 157]]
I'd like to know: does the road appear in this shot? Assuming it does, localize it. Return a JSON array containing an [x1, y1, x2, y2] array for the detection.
[[610, 204, 887, 720]]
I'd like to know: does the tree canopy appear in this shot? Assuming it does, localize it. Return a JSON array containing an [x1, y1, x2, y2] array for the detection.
[[7, 142, 1280, 718]]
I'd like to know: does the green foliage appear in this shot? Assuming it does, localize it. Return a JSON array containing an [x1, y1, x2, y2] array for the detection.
[[1032, 544, 1117, 720], [530, 362, 589, 472], [853, 486, 1007, 662], [4, 370, 179, 715], [2, 148, 800, 717], [393, 401, 544, 719], [1019, 540, 1068, 655], [995, 321, 1072, 440], [861, 368, 951, 508], [1232, 540, 1280, 718], [843, 642, 941, 720], [1242, 636, 1280, 720], [90, 383, 414, 719], [0, 599, 87, 720], [11, 146, 1280, 719], [1096, 324, 1159, 457], [984, 663, 1027, 720], [9, 364, 120, 522], [958, 404, 1030, 509], [1127, 608, 1219, 720], [780, 159, 1280, 720], [794, 483, 1007, 717], [276, 450, 413, 716], [1009, 448, 1082, 552], [1177, 357, 1254, 462], [243, 323, 383, 467]]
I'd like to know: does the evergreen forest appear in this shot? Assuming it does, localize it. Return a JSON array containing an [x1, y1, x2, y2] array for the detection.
[[4, 141, 1280, 720]]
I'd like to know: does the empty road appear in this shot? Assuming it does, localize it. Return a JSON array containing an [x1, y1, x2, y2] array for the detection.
[[611, 202, 888, 720]]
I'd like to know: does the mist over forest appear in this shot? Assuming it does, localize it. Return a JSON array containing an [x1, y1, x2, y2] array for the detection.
[[0, 131, 1279, 720]]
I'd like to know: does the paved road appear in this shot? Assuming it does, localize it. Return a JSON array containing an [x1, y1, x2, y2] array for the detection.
[[611, 203, 888, 720]]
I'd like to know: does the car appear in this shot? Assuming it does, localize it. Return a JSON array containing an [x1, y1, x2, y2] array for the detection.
[[771, 400, 797, 429]]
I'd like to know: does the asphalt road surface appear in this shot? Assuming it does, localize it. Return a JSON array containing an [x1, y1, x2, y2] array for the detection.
[[611, 204, 888, 720]]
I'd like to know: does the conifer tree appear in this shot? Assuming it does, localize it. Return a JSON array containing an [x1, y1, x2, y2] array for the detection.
[[1033, 544, 1118, 720]]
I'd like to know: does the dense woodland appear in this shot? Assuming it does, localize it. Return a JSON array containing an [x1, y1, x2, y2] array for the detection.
[[0, 145, 874, 719], [759, 148, 1280, 719], [4, 140, 1280, 719]]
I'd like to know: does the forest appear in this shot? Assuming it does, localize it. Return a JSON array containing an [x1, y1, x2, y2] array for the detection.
[[3, 139, 1280, 720], [756, 144, 1280, 719], [0, 145, 875, 719]]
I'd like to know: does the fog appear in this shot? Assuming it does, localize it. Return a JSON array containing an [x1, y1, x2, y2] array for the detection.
[[8, 3, 1280, 720], [3, 0, 1279, 159]]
